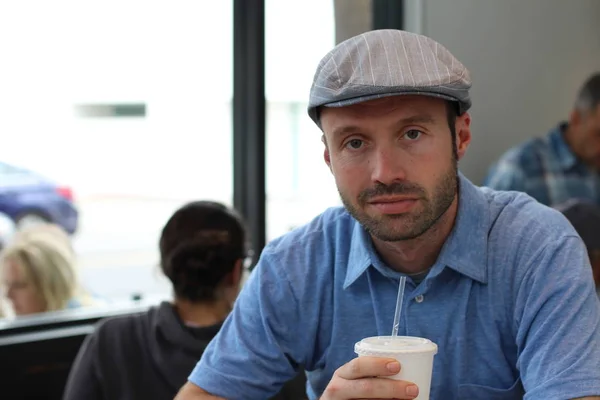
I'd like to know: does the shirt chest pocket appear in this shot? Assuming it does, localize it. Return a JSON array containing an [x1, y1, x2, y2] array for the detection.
[[458, 378, 524, 400]]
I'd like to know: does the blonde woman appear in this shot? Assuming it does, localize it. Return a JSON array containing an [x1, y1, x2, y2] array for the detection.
[[0, 223, 87, 316]]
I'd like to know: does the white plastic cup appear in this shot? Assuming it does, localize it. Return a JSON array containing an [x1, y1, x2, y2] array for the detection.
[[354, 336, 438, 400]]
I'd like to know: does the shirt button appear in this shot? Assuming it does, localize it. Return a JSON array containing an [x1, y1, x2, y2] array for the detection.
[[415, 295, 424, 303]]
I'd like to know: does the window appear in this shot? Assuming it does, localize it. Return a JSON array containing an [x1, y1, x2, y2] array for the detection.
[[265, 0, 374, 240], [0, 162, 24, 174], [265, 0, 338, 240], [0, 1, 233, 309]]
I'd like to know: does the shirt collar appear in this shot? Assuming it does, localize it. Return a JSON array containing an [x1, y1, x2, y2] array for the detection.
[[343, 224, 373, 289], [549, 122, 579, 170], [344, 172, 489, 289]]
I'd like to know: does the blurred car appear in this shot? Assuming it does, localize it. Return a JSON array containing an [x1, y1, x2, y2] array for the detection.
[[0, 161, 78, 234], [0, 211, 16, 251]]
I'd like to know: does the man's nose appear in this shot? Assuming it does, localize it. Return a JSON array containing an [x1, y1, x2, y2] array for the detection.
[[370, 146, 408, 185]]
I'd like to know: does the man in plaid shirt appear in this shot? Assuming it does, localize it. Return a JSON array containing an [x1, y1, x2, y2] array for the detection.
[[484, 73, 600, 207]]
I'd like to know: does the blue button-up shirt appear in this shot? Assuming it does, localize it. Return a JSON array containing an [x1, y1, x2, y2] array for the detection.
[[189, 174, 600, 399], [483, 122, 600, 207]]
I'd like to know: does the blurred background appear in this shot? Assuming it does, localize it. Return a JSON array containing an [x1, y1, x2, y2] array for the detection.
[[0, 0, 598, 309], [1, 1, 600, 398]]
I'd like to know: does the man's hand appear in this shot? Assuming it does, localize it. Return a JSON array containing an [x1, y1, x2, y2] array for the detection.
[[321, 356, 419, 399]]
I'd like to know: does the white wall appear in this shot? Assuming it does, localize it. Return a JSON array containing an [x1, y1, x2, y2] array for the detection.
[[406, 0, 600, 184]]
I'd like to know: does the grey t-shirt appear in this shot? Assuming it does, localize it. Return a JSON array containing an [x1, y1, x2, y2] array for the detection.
[[63, 302, 222, 400], [63, 302, 307, 400]]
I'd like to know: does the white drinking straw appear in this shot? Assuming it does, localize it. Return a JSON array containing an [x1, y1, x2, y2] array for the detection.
[[391, 276, 407, 337]]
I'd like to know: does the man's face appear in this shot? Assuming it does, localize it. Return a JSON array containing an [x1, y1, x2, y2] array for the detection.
[[570, 105, 600, 170], [320, 96, 471, 241]]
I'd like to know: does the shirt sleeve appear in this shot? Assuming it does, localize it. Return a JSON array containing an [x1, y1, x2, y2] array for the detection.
[[63, 331, 105, 400], [188, 249, 307, 399], [515, 236, 600, 399]]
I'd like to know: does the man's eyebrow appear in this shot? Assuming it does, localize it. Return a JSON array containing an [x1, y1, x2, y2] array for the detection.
[[398, 114, 436, 125], [331, 125, 362, 137], [331, 114, 437, 137]]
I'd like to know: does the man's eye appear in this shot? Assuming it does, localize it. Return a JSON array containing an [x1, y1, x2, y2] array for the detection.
[[405, 130, 422, 140], [346, 139, 363, 149]]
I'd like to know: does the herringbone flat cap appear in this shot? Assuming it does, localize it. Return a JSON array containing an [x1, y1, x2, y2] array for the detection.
[[308, 29, 472, 125]]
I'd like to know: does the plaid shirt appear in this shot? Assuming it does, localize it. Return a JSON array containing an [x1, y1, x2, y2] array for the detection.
[[483, 122, 600, 207]]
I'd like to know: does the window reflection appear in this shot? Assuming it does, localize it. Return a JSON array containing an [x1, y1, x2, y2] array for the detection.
[[265, 0, 374, 240], [0, 1, 233, 318]]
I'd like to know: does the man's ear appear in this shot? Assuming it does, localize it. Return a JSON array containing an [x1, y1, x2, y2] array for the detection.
[[322, 135, 332, 170], [569, 108, 582, 128], [455, 112, 472, 160]]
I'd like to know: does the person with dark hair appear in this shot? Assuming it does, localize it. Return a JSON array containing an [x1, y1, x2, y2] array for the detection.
[[63, 201, 249, 400], [484, 73, 600, 207]]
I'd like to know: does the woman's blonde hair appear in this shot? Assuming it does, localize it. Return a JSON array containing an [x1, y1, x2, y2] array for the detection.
[[1, 223, 78, 312]]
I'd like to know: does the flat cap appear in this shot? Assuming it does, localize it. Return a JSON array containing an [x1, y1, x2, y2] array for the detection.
[[308, 29, 472, 125]]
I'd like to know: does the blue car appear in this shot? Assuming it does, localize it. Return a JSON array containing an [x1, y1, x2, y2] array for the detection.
[[0, 161, 79, 234]]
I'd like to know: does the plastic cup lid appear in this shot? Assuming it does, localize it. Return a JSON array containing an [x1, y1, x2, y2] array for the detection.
[[355, 336, 438, 357]]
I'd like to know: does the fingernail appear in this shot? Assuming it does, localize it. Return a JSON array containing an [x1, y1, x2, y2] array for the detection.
[[406, 385, 419, 397], [386, 361, 400, 373]]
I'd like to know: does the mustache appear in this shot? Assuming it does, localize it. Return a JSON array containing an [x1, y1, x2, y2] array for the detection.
[[358, 182, 426, 204]]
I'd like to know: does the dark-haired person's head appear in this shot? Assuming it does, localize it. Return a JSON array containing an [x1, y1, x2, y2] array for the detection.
[[159, 201, 248, 309], [567, 73, 600, 170]]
